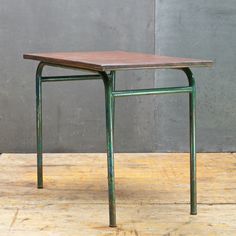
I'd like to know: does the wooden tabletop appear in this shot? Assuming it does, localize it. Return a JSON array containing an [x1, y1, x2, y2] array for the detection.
[[23, 51, 213, 72]]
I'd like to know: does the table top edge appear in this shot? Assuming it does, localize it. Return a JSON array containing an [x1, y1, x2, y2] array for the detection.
[[23, 52, 213, 71]]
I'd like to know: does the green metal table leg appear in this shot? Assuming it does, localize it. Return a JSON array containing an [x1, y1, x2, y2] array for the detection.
[[190, 81, 197, 215], [36, 63, 45, 189], [111, 71, 116, 134], [101, 71, 116, 227], [182, 68, 197, 215]]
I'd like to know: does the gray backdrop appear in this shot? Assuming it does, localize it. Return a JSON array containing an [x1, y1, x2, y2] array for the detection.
[[0, 0, 235, 153]]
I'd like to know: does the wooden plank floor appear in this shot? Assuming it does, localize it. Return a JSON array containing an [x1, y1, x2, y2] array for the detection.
[[0, 153, 236, 236]]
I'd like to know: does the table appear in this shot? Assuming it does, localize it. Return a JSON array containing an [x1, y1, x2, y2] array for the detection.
[[23, 51, 213, 227]]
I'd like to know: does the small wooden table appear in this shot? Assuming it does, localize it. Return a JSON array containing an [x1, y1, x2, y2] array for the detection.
[[24, 51, 213, 227]]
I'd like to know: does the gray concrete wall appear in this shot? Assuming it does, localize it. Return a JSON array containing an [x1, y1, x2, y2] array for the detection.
[[0, 0, 235, 152], [155, 0, 236, 152], [0, 0, 156, 152]]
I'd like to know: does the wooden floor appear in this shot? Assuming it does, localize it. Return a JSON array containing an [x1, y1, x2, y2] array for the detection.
[[0, 153, 236, 236]]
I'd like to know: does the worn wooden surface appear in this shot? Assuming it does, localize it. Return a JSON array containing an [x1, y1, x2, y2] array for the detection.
[[23, 51, 213, 71], [0, 153, 235, 236]]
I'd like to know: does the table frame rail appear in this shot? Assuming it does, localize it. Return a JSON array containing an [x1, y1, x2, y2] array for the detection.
[[35, 62, 196, 227]]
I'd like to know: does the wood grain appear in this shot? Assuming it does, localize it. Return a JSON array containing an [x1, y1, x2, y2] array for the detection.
[[1, 153, 235, 235], [23, 51, 213, 71]]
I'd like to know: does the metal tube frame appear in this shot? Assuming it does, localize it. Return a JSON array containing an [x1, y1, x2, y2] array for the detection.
[[35, 62, 197, 227]]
